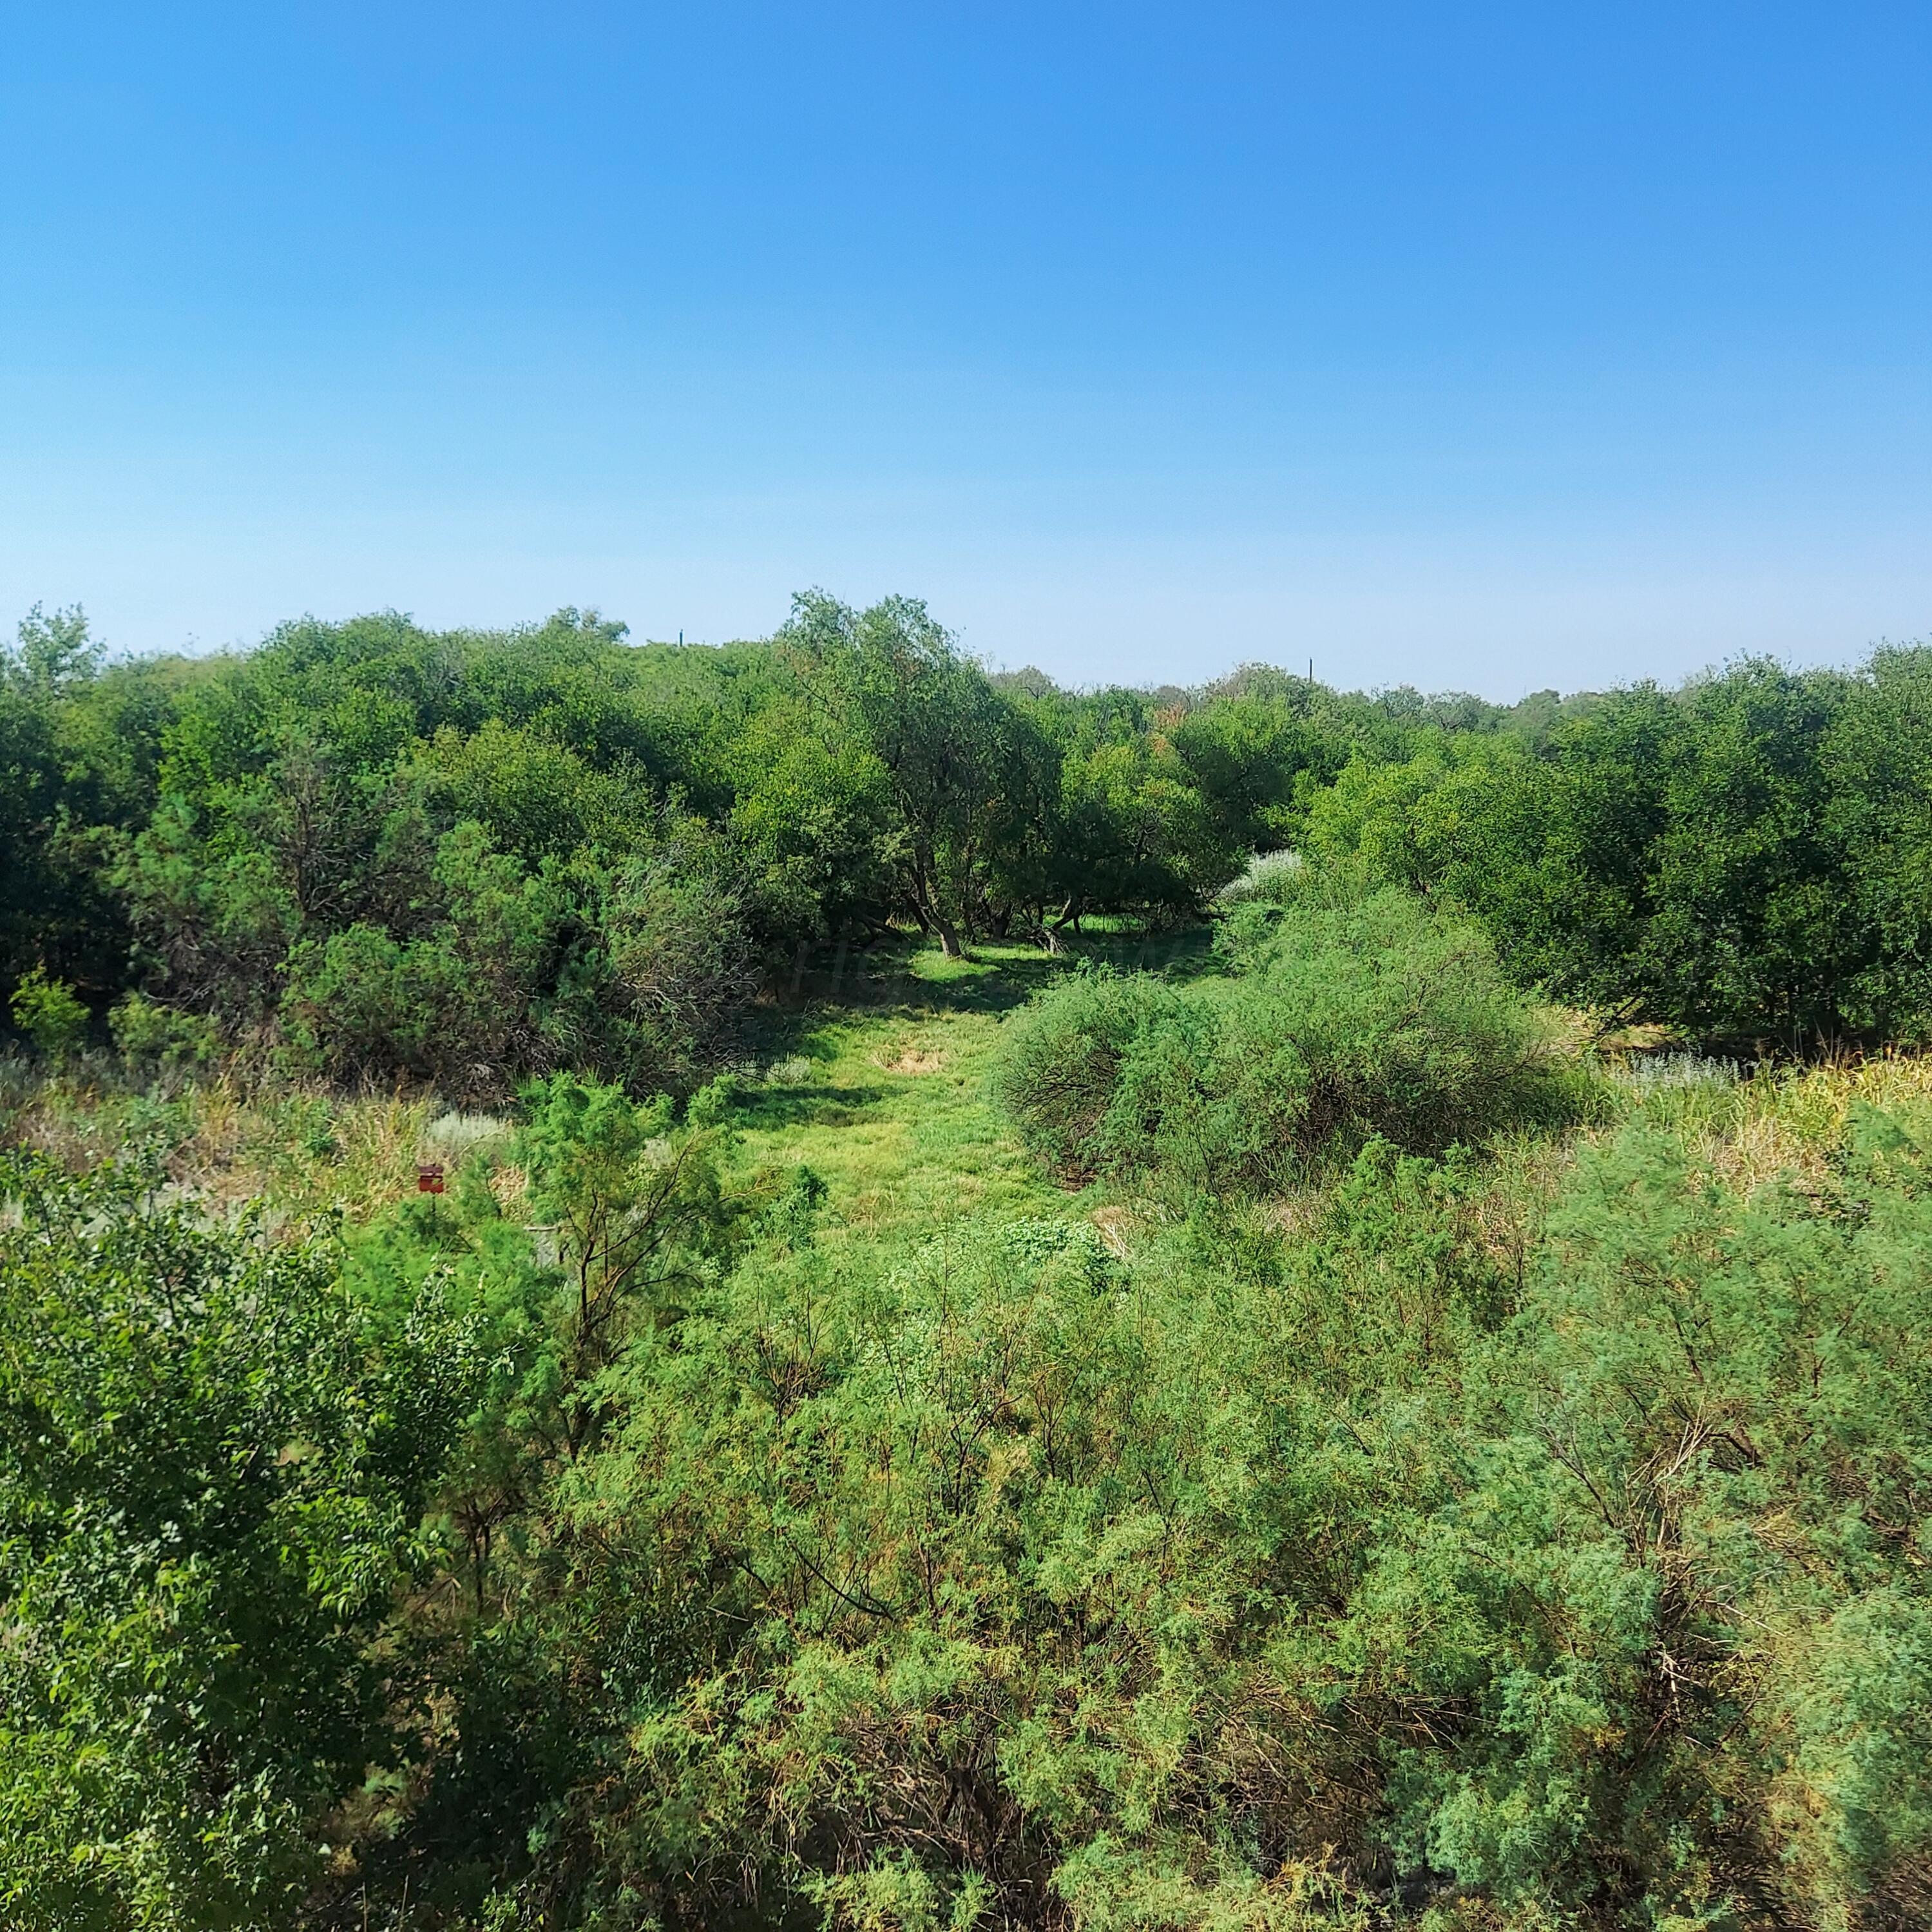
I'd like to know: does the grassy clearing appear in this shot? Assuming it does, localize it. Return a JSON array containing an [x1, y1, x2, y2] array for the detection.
[[8, 930, 1930, 1263], [728, 997, 1066, 1248], [0, 933, 1209, 1247], [725, 933, 1212, 1254]]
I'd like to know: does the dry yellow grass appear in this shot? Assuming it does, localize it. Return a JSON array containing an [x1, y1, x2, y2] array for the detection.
[[1596, 1049, 1932, 1200], [3, 1067, 438, 1225]]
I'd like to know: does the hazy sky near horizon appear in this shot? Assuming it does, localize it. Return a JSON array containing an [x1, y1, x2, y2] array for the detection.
[[4, 3, 1931, 695]]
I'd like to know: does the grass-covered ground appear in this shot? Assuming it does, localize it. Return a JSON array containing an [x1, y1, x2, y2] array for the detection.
[[725, 941, 1083, 1248], [10, 926, 1932, 1247]]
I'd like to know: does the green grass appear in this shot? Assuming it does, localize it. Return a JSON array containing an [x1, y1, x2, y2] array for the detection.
[[716, 930, 1219, 1254], [725, 940, 1098, 1251]]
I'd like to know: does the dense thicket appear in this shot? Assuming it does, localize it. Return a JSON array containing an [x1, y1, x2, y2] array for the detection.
[[1299, 653, 1932, 1047], [996, 872, 1580, 1190], [8, 1048, 1932, 1929], [12, 595, 1932, 1069], [10, 597, 1932, 1927]]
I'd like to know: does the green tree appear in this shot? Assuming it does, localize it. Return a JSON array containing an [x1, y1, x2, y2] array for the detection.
[[1, 607, 147, 1008], [786, 591, 1051, 954], [1823, 642, 1932, 1040]]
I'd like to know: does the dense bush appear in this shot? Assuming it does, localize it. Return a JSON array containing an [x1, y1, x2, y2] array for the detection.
[[1302, 655, 1932, 1046], [106, 991, 218, 1071], [8, 965, 88, 1059], [0, 1150, 477, 1929], [12, 586, 1932, 1931], [13, 1068, 1932, 1929], [998, 879, 1576, 1191], [991, 967, 1200, 1178]]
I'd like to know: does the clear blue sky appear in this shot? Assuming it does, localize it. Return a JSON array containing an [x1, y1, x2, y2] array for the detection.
[[4, 3, 1930, 694]]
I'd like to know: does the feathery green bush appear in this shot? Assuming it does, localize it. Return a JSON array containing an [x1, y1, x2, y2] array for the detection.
[[998, 879, 1580, 1192]]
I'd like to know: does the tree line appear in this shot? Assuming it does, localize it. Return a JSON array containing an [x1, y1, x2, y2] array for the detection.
[[6, 593, 1932, 1073]]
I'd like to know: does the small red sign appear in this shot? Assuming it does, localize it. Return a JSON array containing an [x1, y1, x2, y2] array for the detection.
[[416, 1162, 446, 1194]]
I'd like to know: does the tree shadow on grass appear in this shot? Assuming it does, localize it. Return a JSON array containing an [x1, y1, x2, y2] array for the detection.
[[841, 925, 1219, 1008], [732, 923, 1223, 1067], [725, 1082, 891, 1131]]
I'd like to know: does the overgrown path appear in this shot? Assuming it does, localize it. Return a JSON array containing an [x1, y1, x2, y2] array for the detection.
[[725, 942, 1086, 1249], [4, 929, 1213, 1235], [721, 931, 1211, 1252]]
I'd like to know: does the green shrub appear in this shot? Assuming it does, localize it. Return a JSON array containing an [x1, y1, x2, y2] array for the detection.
[[276, 823, 563, 1096], [0, 1149, 477, 1929], [280, 919, 478, 1087], [108, 991, 219, 1070], [991, 967, 1196, 1178], [1210, 876, 1580, 1176], [8, 965, 88, 1059], [999, 880, 1578, 1191]]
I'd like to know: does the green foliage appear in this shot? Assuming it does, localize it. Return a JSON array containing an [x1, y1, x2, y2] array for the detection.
[[1363, 1110, 1932, 1924], [1303, 656, 1932, 1046], [992, 966, 1196, 1177], [0, 1149, 477, 1930], [1822, 645, 1932, 1040], [596, 830, 762, 1091], [276, 819, 566, 1092], [999, 881, 1576, 1192], [1043, 699, 1233, 924], [16, 593, 1932, 1931], [1169, 693, 1332, 854], [8, 945, 1932, 1927], [9, 963, 89, 1057], [372, 1077, 1932, 1929], [785, 589, 1060, 954], [107, 990, 219, 1070], [1, 607, 149, 1007], [15, 591, 1932, 1067]]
